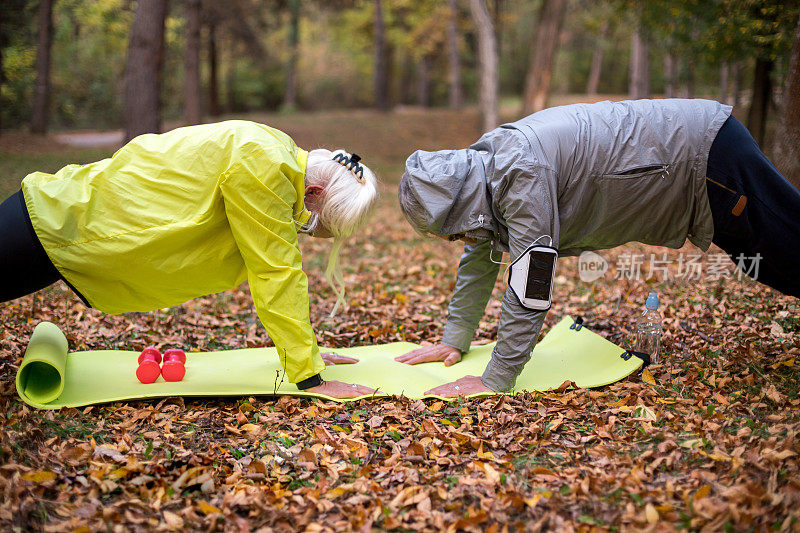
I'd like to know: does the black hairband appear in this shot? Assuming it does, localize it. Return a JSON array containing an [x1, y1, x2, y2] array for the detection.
[[332, 151, 366, 183]]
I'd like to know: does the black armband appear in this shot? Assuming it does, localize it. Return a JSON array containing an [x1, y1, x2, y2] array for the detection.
[[296, 373, 323, 390]]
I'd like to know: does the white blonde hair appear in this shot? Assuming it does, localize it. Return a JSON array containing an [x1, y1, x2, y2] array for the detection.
[[305, 148, 378, 315]]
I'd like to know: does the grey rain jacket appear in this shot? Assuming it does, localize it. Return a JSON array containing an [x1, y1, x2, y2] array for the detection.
[[402, 99, 732, 391]]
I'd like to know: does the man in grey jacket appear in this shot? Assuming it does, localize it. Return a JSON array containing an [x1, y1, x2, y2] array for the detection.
[[396, 99, 800, 397]]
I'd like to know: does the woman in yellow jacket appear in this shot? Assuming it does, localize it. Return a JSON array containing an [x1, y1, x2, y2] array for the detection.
[[0, 120, 378, 398]]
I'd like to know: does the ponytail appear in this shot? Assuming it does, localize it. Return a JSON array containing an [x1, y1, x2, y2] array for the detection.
[[305, 149, 378, 316]]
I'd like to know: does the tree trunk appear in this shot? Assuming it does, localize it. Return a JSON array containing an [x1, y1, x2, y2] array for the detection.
[[282, 0, 300, 110], [522, 0, 567, 114], [586, 21, 607, 96], [629, 19, 649, 99], [772, 15, 800, 189], [747, 58, 773, 146], [718, 61, 729, 104], [207, 19, 221, 117], [226, 45, 237, 113], [31, 0, 55, 135], [124, 0, 168, 142], [468, 0, 498, 130], [447, 0, 462, 109], [373, 0, 389, 111], [184, 0, 202, 125], [664, 53, 676, 98], [685, 61, 695, 97], [557, 31, 571, 94], [0, 7, 3, 135], [416, 54, 431, 107], [493, 0, 502, 56], [731, 61, 741, 108], [399, 52, 413, 105]]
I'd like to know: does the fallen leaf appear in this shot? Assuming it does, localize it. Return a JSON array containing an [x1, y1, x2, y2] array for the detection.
[[22, 471, 57, 483], [163, 510, 184, 529], [197, 501, 221, 515], [694, 484, 711, 500], [645, 503, 659, 524], [93, 446, 127, 462], [764, 385, 784, 404]]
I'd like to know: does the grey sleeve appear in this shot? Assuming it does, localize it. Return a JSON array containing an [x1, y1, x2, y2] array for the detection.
[[441, 240, 501, 353], [481, 167, 559, 392]]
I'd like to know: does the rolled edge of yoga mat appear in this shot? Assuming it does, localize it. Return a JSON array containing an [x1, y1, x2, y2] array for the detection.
[[16, 321, 69, 407]]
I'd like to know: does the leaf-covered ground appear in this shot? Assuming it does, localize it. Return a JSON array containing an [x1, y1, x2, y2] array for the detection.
[[1, 107, 798, 531]]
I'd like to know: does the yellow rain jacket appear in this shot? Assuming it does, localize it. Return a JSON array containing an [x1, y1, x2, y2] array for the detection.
[[21, 120, 325, 384]]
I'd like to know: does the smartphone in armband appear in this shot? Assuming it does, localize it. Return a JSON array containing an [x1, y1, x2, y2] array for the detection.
[[507, 244, 558, 311]]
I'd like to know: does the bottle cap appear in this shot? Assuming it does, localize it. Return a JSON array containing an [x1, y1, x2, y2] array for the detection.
[[645, 292, 659, 310]]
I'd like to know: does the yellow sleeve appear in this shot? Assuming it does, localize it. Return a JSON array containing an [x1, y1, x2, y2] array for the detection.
[[219, 151, 325, 384]]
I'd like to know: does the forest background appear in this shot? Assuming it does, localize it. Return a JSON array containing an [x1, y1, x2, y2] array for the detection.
[[2, 0, 800, 187]]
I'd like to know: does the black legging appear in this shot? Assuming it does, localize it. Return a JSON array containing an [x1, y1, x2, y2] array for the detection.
[[706, 116, 800, 298], [0, 190, 61, 302]]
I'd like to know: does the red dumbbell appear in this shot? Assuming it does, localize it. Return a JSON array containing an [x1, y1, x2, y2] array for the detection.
[[162, 348, 186, 382], [137, 347, 162, 384]]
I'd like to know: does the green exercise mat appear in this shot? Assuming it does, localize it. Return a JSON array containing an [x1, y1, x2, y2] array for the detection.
[[16, 316, 642, 409]]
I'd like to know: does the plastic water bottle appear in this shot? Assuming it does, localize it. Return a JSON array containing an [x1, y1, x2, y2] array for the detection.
[[636, 292, 663, 364]]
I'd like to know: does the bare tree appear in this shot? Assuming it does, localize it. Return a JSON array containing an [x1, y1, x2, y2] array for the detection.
[[447, 0, 462, 109], [225, 45, 237, 113], [31, 0, 55, 134], [0, 7, 3, 134], [493, 0, 502, 54], [399, 52, 413, 105], [373, 0, 389, 111], [522, 0, 567, 114], [685, 57, 695, 98], [196, 0, 275, 116], [0, 0, 24, 134], [731, 61, 741, 108], [124, 0, 168, 142], [184, 0, 202, 125], [283, 0, 300, 110], [747, 58, 773, 146], [629, 15, 649, 99], [684, 27, 699, 98], [664, 54, 676, 98], [468, 0, 498, 130], [417, 54, 431, 107], [772, 15, 800, 189], [718, 61, 729, 104], [586, 21, 607, 96], [207, 19, 221, 116]]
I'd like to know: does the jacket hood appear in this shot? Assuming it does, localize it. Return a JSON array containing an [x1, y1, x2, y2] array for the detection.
[[402, 149, 496, 237]]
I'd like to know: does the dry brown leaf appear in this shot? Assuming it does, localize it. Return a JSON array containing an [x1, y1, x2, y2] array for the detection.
[[197, 501, 221, 515], [21, 471, 57, 483], [645, 503, 659, 524], [694, 484, 711, 500], [163, 510, 184, 530]]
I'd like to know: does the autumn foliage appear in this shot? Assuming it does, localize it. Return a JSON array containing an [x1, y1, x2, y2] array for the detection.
[[0, 109, 798, 531]]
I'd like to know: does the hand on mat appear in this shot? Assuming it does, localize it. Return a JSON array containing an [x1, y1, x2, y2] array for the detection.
[[424, 375, 493, 397], [395, 344, 461, 366], [307, 380, 375, 399], [321, 352, 359, 365]]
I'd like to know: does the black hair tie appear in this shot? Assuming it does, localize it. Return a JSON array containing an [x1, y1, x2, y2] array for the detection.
[[331, 150, 366, 183]]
